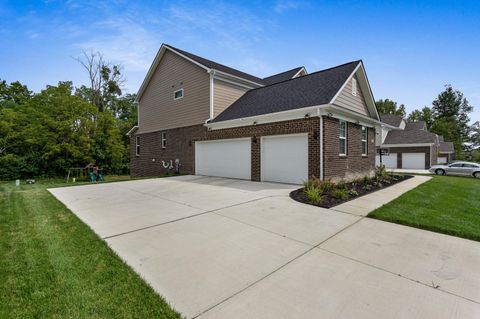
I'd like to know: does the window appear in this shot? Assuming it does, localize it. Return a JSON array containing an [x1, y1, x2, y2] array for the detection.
[[135, 136, 140, 156], [161, 132, 166, 149], [361, 126, 367, 156], [174, 88, 184, 100], [449, 163, 463, 168], [352, 78, 357, 96], [339, 120, 347, 155]]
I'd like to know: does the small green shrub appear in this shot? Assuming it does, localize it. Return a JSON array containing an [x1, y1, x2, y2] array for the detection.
[[319, 179, 335, 194], [360, 175, 371, 186], [349, 189, 359, 197], [335, 180, 347, 191], [333, 188, 349, 200], [304, 186, 324, 204]]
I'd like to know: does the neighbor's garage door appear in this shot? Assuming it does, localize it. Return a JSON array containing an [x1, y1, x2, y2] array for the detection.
[[402, 153, 426, 169], [438, 156, 447, 164], [261, 134, 308, 184], [195, 138, 251, 180], [375, 153, 397, 168]]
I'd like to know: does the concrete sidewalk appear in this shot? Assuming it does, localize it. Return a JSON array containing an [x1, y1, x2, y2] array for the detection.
[[331, 175, 431, 216]]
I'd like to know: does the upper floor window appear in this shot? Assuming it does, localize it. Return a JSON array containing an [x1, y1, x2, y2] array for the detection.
[[339, 120, 347, 156], [161, 132, 166, 149], [352, 78, 357, 96], [135, 136, 140, 156], [361, 126, 367, 156], [174, 88, 184, 100]]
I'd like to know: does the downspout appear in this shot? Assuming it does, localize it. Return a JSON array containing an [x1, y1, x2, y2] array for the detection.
[[208, 70, 215, 122], [318, 108, 324, 180]]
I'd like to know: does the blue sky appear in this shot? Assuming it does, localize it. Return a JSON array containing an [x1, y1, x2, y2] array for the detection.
[[1, 0, 479, 122]]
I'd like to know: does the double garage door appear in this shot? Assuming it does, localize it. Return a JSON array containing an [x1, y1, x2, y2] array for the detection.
[[195, 134, 308, 184], [375, 152, 426, 169]]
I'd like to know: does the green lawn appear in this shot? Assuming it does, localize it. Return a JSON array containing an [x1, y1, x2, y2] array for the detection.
[[369, 175, 480, 241], [0, 177, 182, 319]]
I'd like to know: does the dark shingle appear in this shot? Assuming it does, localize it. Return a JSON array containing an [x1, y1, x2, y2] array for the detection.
[[405, 121, 426, 130], [383, 129, 437, 144], [380, 114, 403, 127], [263, 67, 305, 85], [212, 61, 361, 122], [439, 141, 454, 153], [164, 44, 266, 85]]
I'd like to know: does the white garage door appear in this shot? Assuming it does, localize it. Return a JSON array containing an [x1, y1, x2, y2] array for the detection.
[[438, 156, 447, 164], [261, 134, 308, 184], [195, 138, 251, 180], [375, 153, 397, 168], [402, 153, 426, 169]]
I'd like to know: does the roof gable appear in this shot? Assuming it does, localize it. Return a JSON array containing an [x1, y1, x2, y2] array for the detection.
[[405, 121, 426, 130], [383, 129, 437, 144], [330, 62, 379, 120], [136, 44, 266, 101], [263, 67, 306, 85], [212, 61, 361, 122], [380, 114, 404, 127]]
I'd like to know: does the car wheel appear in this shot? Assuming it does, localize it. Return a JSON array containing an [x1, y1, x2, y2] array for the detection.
[[435, 169, 445, 176], [474, 172, 480, 178]]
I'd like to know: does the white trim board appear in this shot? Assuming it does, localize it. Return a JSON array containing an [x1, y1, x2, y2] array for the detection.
[[381, 143, 434, 147]]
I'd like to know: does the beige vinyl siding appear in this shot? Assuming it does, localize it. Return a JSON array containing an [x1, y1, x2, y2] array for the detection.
[[333, 75, 369, 116], [213, 79, 248, 117], [137, 50, 210, 133]]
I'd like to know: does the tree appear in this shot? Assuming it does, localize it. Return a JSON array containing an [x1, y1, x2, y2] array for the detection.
[[430, 85, 473, 157], [75, 50, 124, 112], [375, 99, 406, 116], [0, 79, 32, 105], [407, 106, 434, 129]]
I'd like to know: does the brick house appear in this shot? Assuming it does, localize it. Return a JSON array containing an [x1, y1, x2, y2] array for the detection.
[[376, 115, 454, 169], [129, 44, 382, 184]]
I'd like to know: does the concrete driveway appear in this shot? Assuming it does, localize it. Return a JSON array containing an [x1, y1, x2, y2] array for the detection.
[[49, 175, 480, 318]]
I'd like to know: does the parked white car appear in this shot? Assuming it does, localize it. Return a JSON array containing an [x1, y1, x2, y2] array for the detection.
[[429, 161, 480, 178]]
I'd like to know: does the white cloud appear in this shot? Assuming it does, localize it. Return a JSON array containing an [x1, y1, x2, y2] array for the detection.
[[273, 0, 303, 13]]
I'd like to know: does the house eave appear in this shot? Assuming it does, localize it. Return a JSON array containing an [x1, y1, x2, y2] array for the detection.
[[205, 103, 382, 131]]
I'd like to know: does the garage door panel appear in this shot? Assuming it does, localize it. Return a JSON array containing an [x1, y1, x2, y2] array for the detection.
[[195, 139, 251, 180], [402, 153, 425, 169], [376, 153, 397, 169], [261, 134, 308, 185]]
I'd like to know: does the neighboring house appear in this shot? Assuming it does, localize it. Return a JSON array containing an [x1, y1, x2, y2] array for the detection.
[[376, 115, 452, 169], [437, 136, 455, 164], [128, 44, 382, 184]]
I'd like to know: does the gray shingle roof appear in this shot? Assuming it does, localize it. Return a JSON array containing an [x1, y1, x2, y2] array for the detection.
[[164, 44, 266, 85], [212, 60, 361, 122], [383, 129, 437, 144], [263, 67, 304, 85], [439, 141, 454, 153], [405, 121, 426, 130], [380, 114, 403, 127]]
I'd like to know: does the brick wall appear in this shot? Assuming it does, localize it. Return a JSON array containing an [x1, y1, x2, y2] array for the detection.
[[130, 116, 376, 181], [322, 116, 375, 181], [130, 125, 207, 177]]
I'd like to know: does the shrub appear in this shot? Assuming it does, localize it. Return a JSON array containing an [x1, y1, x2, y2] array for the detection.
[[304, 186, 324, 204], [318, 179, 335, 194], [360, 175, 371, 186], [348, 189, 359, 197], [335, 180, 348, 191], [375, 165, 392, 181], [333, 188, 349, 200]]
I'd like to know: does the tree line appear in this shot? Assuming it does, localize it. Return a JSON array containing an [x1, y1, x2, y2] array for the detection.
[[0, 52, 137, 180], [376, 85, 476, 160]]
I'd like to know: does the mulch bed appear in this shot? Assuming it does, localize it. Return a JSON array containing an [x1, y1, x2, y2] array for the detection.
[[290, 175, 414, 208]]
